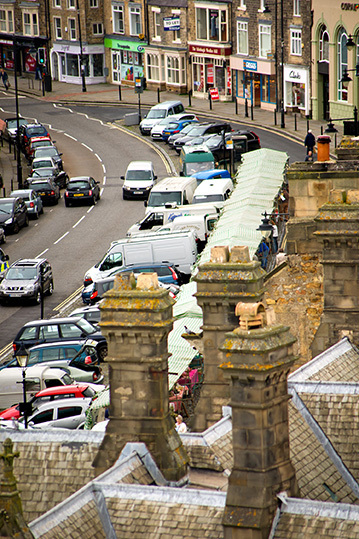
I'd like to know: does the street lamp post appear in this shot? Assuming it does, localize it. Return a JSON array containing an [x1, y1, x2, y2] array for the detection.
[[16, 343, 29, 429], [13, 40, 22, 189], [76, 0, 86, 92], [264, 1, 285, 128]]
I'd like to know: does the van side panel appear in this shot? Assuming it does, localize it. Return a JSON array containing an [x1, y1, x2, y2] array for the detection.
[[123, 243, 153, 266]]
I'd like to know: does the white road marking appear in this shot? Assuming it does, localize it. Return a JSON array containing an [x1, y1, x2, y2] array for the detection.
[[73, 216, 85, 228], [81, 142, 93, 152], [54, 231, 69, 244], [34, 223, 39, 226], [100, 187, 104, 196], [102, 163, 106, 173], [95, 153, 101, 161], [87, 206, 94, 213], [103, 176, 107, 185], [36, 248, 49, 258], [15, 238, 20, 242], [65, 133, 77, 141]]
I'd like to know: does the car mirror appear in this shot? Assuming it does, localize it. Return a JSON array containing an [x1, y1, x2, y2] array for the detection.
[[59, 153, 63, 156], [120, 176, 124, 180], [144, 201, 147, 207], [144, 114, 147, 118], [154, 175, 157, 180]]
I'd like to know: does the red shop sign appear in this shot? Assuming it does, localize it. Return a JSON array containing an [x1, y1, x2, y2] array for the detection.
[[209, 88, 219, 101], [207, 64, 214, 84]]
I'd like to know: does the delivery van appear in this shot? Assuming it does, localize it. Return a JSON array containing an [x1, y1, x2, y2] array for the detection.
[[84, 230, 198, 284], [145, 176, 197, 213], [192, 177, 233, 207], [121, 161, 157, 200], [127, 202, 221, 236], [0, 365, 73, 410], [179, 145, 215, 177], [157, 213, 219, 251], [139, 101, 185, 135]]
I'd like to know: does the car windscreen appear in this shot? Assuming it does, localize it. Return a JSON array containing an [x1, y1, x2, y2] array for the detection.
[[30, 182, 50, 190], [35, 148, 58, 158], [167, 123, 179, 130], [147, 110, 166, 119], [67, 181, 89, 190], [126, 170, 151, 180], [33, 160, 52, 168], [179, 124, 197, 136], [205, 135, 222, 147], [6, 267, 37, 280], [147, 192, 182, 206], [184, 126, 208, 137], [76, 318, 97, 334], [7, 119, 27, 129], [185, 162, 215, 175], [28, 127, 47, 136], [31, 169, 54, 177], [11, 191, 30, 201], [0, 202, 13, 213]]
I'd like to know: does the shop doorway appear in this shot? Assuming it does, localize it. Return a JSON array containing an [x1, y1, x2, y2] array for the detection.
[[323, 75, 329, 120]]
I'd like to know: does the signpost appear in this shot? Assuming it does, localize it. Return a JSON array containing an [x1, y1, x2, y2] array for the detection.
[[135, 77, 145, 123]]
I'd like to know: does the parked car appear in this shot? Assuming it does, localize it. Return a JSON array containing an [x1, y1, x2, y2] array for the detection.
[[121, 161, 157, 200], [65, 176, 101, 206], [0, 258, 53, 305], [150, 113, 198, 140], [23, 397, 91, 429], [167, 123, 201, 148], [69, 305, 101, 326], [162, 119, 199, 142], [204, 130, 261, 163], [9, 189, 43, 219], [27, 178, 60, 205], [26, 137, 53, 160], [139, 101, 185, 135], [26, 167, 68, 189], [19, 123, 50, 152], [1, 117, 28, 142], [32, 146, 63, 170], [12, 317, 108, 361], [0, 384, 99, 421], [30, 156, 59, 176], [0, 197, 28, 234], [173, 122, 232, 154]]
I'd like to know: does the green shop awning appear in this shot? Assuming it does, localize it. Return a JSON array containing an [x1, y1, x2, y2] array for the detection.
[[104, 38, 147, 53]]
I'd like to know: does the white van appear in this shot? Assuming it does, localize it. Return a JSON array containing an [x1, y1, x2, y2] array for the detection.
[[84, 230, 198, 284], [0, 366, 73, 411], [192, 177, 234, 207], [157, 213, 219, 247], [145, 176, 198, 213], [139, 101, 185, 135], [127, 202, 221, 236], [121, 161, 157, 200]]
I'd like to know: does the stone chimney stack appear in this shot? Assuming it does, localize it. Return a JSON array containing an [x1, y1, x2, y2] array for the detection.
[[192, 246, 265, 432], [311, 190, 359, 356], [93, 273, 188, 481], [220, 302, 298, 539]]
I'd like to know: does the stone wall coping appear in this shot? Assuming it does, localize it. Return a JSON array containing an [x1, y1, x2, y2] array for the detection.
[[0, 429, 104, 444], [273, 492, 359, 521], [182, 414, 232, 448], [288, 381, 359, 395]]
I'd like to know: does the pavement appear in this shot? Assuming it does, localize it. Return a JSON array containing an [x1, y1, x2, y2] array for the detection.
[[0, 74, 344, 196]]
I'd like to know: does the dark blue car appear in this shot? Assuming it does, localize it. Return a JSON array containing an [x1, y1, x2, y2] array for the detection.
[[162, 119, 199, 142]]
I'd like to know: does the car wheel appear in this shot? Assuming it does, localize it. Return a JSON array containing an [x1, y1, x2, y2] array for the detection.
[[24, 215, 29, 227], [47, 281, 54, 296], [97, 344, 108, 362], [65, 200, 70, 207], [34, 290, 41, 304], [40, 206, 44, 215], [91, 196, 96, 206], [54, 197, 59, 205], [34, 211, 39, 220], [12, 221, 19, 234]]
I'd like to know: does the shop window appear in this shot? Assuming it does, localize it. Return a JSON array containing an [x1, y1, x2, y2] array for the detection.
[[112, 4, 124, 34], [66, 53, 79, 77], [261, 74, 276, 103], [147, 53, 160, 81], [90, 0, 98, 6], [92, 54, 103, 76], [338, 28, 348, 101], [0, 9, 14, 33], [54, 17, 62, 39], [93, 22, 103, 35], [319, 27, 329, 62], [68, 18, 76, 40], [153, 11, 161, 40], [259, 24, 271, 58], [67, 0, 75, 8], [167, 56, 180, 84], [23, 11, 38, 36], [290, 29, 302, 56], [130, 6, 142, 36], [293, 0, 300, 16], [196, 6, 228, 42], [237, 21, 248, 55]]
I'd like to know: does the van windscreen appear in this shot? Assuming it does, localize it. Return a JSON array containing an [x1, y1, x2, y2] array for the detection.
[[126, 170, 151, 180], [147, 110, 166, 119], [185, 162, 215, 175], [147, 192, 182, 206]]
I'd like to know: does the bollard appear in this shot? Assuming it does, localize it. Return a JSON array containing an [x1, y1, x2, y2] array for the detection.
[[245, 98, 249, 118], [235, 99, 238, 115], [274, 110, 277, 126], [13, 143, 16, 160], [8, 138, 11, 153], [157, 88, 160, 103], [306, 118, 310, 132], [317, 135, 331, 161], [2, 187, 5, 197], [321, 125, 323, 135], [335, 133, 337, 148], [294, 114, 297, 131], [118, 85, 122, 101], [188, 89, 192, 107], [208, 91, 212, 111], [250, 103, 254, 121], [10, 179, 13, 192]]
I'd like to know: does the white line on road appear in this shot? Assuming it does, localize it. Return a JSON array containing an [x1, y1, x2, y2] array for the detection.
[[73, 216, 85, 228], [95, 153, 102, 161], [65, 133, 77, 141], [100, 187, 104, 196], [103, 176, 107, 185], [81, 142, 93, 152], [87, 206, 94, 214], [36, 248, 49, 258], [54, 231, 69, 245], [102, 163, 106, 174], [15, 238, 19, 242]]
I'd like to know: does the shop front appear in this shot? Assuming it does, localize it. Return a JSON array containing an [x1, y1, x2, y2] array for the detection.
[[189, 44, 232, 100], [104, 38, 146, 85], [283, 65, 310, 116], [231, 56, 276, 111], [51, 43, 105, 85]]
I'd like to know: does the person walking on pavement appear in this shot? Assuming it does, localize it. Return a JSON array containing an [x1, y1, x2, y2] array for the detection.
[[0, 68, 9, 90], [304, 129, 316, 158]]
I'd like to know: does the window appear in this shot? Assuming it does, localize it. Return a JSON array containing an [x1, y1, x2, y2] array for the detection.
[[60, 323, 83, 338], [90, 0, 98, 6], [19, 326, 38, 341], [196, 6, 228, 42], [0, 9, 14, 33], [338, 28, 348, 101], [154, 11, 161, 39], [54, 17, 62, 39], [130, 5, 142, 36], [147, 53, 160, 81], [31, 409, 54, 424], [53, 0, 61, 6], [291, 29, 302, 55], [93, 22, 103, 35], [319, 26, 329, 62], [238, 0, 246, 9], [39, 325, 60, 340], [259, 24, 271, 58], [167, 56, 180, 84], [67, 0, 75, 7], [112, 3, 124, 34], [293, 0, 300, 16], [58, 406, 83, 419], [237, 21, 248, 54], [23, 12, 38, 36], [69, 18, 76, 40]]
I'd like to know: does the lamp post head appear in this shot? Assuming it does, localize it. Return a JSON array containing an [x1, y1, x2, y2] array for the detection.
[[257, 211, 273, 239], [325, 121, 338, 134], [16, 343, 28, 368], [341, 70, 352, 84], [346, 34, 356, 50]]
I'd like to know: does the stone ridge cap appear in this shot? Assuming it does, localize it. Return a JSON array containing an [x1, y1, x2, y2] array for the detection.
[[93, 444, 156, 485], [275, 493, 359, 520], [288, 381, 359, 395], [0, 429, 104, 444], [288, 388, 359, 499], [182, 415, 232, 447], [288, 338, 353, 382], [195, 262, 259, 270], [314, 230, 359, 236]]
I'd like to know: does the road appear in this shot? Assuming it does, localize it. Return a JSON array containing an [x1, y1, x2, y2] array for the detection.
[[0, 97, 303, 351]]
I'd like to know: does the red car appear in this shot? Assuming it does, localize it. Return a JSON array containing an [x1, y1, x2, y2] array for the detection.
[[0, 384, 96, 420]]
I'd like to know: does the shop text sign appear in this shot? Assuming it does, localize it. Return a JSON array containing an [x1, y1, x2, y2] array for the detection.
[[341, 2, 359, 9], [164, 17, 180, 30], [189, 44, 232, 56], [243, 60, 257, 71]]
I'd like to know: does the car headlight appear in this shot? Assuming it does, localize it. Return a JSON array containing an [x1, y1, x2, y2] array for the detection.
[[5, 218, 12, 225], [123, 186, 131, 190], [25, 284, 35, 291], [0, 284, 5, 291]]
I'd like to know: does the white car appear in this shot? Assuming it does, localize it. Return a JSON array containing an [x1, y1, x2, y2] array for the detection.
[[31, 156, 59, 175], [150, 113, 198, 140], [25, 397, 91, 429]]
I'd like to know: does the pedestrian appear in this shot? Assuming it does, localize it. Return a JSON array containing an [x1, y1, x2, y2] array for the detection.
[[175, 415, 187, 434], [0, 68, 9, 90], [304, 129, 316, 158], [257, 238, 270, 270], [271, 220, 278, 253], [305, 150, 313, 162]]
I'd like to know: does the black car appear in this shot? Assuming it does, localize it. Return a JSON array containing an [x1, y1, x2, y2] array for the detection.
[[173, 123, 232, 154], [26, 167, 69, 189], [19, 123, 50, 152], [0, 197, 28, 234], [12, 317, 108, 361], [204, 130, 261, 163], [28, 179, 60, 205], [32, 146, 63, 170], [0, 258, 53, 304], [65, 176, 101, 207]]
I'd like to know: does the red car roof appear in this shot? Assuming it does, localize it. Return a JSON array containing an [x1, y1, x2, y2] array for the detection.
[[34, 384, 89, 397]]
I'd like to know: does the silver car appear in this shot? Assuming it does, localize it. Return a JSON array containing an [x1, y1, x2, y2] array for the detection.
[[25, 397, 90, 429], [9, 189, 43, 219]]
